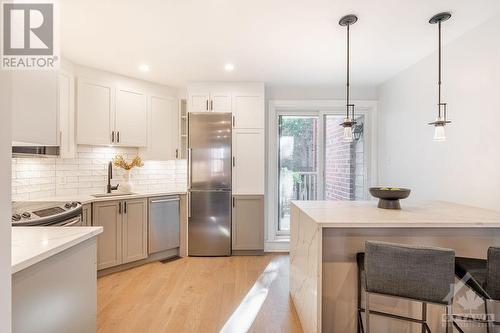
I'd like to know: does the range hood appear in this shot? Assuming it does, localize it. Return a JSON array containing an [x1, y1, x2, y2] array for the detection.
[[12, 143, 59, 157]]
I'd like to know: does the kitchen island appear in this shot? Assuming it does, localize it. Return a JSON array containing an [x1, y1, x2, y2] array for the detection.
[[290, 201, 500, 333], [12, 227, 103, 333]]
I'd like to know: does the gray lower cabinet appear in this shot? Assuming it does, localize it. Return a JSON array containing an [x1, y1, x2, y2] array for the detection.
[[231, 195, 264, 251], [122, 199, 148, 264], [82, 203, 92, 226], [93, 198, 147, 270]]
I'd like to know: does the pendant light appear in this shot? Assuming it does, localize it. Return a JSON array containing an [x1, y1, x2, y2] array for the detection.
[[428, 12, 452, 141], [339, 14, 358, 143]]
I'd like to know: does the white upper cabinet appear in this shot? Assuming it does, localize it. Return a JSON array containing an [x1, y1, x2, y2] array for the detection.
[[77, 78, 113, 145], [233, 129, 265, 195], [12, 70, 58, 145], [187, 85, 231, 112], [232, 85, 265, 129], [115, 88, 147, 147], [188, 88, 210, 112], [210, 88, 232, 112], [140, 95, 179, 160], [58, 70, 76, 158], [77, 78, 151, 147]]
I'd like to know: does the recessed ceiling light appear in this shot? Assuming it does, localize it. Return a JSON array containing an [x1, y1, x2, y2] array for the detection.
[[224, 63, 234, 72], [138, 64, 150, 72]]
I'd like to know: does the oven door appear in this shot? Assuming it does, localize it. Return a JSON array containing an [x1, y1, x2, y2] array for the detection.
[[52, 216, 83, 226]]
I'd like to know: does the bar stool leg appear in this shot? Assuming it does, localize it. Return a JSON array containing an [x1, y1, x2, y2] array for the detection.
[[365, 292, 370, 333], [446, 304, 453, 333], [357, 262, 363, 333], [484, 300, 491, 333], [421, 302, 427, 333]]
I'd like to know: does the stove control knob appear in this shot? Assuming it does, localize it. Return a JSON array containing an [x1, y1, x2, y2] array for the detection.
[[65, 202, 72, 209], [12, 214, 21, 222], [71, 202, 78, 208], [21, 212, 31, 219]]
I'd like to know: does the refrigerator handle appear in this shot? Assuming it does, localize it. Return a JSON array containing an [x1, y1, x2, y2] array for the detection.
[[188, 192, 192, 218], [188, 148, 193, 188]]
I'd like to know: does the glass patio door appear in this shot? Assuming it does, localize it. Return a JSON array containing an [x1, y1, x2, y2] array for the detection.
[[278, 115, 319, 232]]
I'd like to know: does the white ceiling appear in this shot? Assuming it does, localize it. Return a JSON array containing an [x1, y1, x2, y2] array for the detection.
[[60, 0, 500, 88]]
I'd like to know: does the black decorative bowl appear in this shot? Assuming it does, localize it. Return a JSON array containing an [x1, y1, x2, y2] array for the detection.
[[369, 187, 411, 210]]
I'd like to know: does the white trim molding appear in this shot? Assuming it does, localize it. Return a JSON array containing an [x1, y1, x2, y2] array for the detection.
[[265, 99, 378, 249], [264, 239, 290, 253]]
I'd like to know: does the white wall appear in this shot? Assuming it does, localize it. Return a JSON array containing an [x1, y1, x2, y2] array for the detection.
[[378, 14, 500, 211], [0, 64, 12, 332], [75, 63, 180, 97], [266, 85, 377, 101]]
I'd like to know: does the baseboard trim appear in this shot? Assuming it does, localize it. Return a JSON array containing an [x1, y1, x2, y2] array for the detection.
[[264, 240, 290, 252]]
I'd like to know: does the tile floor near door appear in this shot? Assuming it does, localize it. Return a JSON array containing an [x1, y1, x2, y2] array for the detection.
[[97, 254, 303, 333]]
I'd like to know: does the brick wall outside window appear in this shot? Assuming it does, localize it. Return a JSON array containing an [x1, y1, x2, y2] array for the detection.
[[324, 116, 365, 201]]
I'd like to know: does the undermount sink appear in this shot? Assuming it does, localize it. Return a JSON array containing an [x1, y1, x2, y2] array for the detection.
[[91, 192, 136, 198]]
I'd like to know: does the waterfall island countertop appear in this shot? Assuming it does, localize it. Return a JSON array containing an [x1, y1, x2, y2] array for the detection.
[[292, 200, 500, 227], [289, 200, 500, 333], [12, 226, 103, 274]]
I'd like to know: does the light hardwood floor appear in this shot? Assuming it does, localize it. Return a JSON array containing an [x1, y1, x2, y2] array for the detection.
[[97, 254, 303, 333]]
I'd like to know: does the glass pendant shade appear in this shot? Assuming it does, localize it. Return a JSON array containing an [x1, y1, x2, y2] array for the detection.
[[343, 126, 353, 142], [433, 125, 446, 142]]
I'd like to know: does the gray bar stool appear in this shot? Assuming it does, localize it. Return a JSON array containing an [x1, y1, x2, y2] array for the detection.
[[357, 241, 456, 333], [454, 247, 500, 332]]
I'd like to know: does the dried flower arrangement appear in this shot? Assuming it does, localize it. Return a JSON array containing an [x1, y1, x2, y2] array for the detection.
[[112, 155, 144, 171]]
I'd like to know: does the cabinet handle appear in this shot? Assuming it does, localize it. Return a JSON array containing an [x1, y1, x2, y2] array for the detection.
[[232, 156, 235, 167], [118, 202, 122, 214], [206, 100, 209, 111], [117, 131, 120, 143], [232, 197, 235, 208], [111, 131, 115, 143], [124, 201, 127, 214], [232, 116, 235, 127], [175, 149, 179, 159], [210, 100, 213, 111]]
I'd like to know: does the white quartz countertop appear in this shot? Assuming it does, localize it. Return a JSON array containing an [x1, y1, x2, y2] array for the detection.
[[292, 200, 500, 228], [12, 226, 103, 274], [25, 189, 187, 205]]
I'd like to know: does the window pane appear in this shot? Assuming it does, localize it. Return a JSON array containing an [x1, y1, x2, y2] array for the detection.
[[278, 116, 318, 231]]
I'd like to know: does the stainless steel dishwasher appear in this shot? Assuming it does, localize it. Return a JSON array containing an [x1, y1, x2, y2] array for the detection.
[[148, 196, 180, 254]]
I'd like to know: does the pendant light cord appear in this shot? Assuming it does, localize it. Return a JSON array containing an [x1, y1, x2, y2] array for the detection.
[[346, 24, 351, 120], [438, 21, 442, 119]]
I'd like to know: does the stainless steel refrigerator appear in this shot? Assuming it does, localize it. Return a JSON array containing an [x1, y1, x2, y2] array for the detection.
[[188, 112, 232, 256]]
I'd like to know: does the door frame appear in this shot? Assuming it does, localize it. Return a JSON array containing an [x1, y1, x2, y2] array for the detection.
[[266, 100, 378, 248]]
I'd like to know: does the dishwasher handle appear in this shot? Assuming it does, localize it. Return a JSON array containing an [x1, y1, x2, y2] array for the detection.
[[150, 198, 180, 204]]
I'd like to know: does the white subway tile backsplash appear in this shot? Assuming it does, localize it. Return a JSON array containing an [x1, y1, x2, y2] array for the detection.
[[12, 145, 187, 199]]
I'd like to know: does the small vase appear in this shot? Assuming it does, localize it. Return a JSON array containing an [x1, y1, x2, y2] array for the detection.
[[121, 170, 133, 193]]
